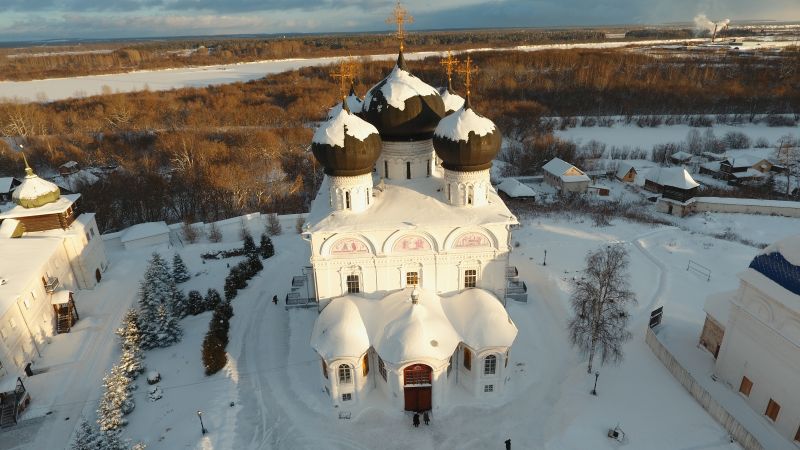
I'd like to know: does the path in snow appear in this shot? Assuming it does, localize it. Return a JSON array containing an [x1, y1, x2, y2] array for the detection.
[[632, 227, 675, 319]]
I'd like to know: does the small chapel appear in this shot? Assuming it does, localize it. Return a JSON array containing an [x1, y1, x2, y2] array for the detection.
[[306, 4, 521, 414]]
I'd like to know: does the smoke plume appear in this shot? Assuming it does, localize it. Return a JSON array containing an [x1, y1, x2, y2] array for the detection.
[[693, 14, 730, 34]]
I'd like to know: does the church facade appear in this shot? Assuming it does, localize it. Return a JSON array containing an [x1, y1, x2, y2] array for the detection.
[[305, 15, 520, 414]]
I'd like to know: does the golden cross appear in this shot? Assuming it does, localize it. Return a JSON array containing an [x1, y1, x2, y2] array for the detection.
[[329, 58, 357, 101], [386, 1, 413, 52], [440, 51, 459, 84], [456, 55, 479, 101]]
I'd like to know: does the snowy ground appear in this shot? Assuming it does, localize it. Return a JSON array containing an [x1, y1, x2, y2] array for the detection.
[[7, 210, 797, 449]]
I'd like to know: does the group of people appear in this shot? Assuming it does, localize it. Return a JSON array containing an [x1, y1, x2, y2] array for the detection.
[[411, 411, 430, 427]]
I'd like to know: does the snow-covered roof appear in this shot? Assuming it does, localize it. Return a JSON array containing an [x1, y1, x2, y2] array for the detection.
[[0, 177, 16, 193], [700, 161, 721, 172], [496, 178, 537, 198], [0, 194, 79, 220], [0, 237, 65, 317], [364, 65, 440, 111], [644, 167, 699, 189], [762, 234, 800, 267], [120, 221, 170, 243], [703, 290, 735, 324], [433, 106, 496, 143], [542, 158, 590, 182], [670, 151, 693, 161], [313, 108, 379, 148], [439, 89, 465, 113], [55, 170, 100, 191], [325, 94, 365, 120], [731, 168, 764, 179], [725, 156, 760, 168], [0, 219, 23, 238], [694, 197, 800, 209], [12, 169, 61, 207], [306, 175, 517, 233], [312, 287, 517, 364], [50, 289, 72, 305], [615, 162, 636, 179]]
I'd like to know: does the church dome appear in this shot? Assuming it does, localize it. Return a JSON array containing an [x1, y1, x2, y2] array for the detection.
[[12, 164, 61, 208], [361, 52, 445, 141], [326, 85, 364, 120], [749, 234, 800, 296], [438, 83, 465, 115], [312, 105, 382, 177], [432, 100, 501, 172]]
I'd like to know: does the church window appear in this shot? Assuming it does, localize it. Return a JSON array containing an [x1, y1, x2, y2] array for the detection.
[[464, 269, 477, 288], [385, 160, 389, 178], [366, 190, 370, 205], [484, 384, 494, 393], [321, 359, 328, 379], [362, 354, 369, 376], [505, 351, 509, 368], [447, 184, 451, 201], [406, 272, 419, 286], [739, 376, 753, 396], [345, 191, 351, 209], [379, 358, 387, 382], [484, 355, 497, 375], [463, 347, 472, 371], [342, 393, 352, 401], [467, 188, 473, 205], [346, 275, 360, 294], [427, 159, 431, 177], [338, 364, 352, 384], [406, 162, 411, 179], [765, 399, 780, 422]]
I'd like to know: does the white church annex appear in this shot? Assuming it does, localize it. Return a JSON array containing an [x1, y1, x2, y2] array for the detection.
[[305, 4, 520, 415]]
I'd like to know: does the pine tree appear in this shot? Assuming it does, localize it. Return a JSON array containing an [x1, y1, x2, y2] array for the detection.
[[71, 419, 102, 450], [138, 253, 185, 348], [223, 277, 237, 302], [98, 429, 128, 450], [97, 364, 134, 432], [247, 253, 263, 276], [209, 308, 231, 345], [259, 233, 274, 259], [202, 332, 227, 376], [172, 253, 191, 283], [204, 288, 222, 312], [266, 213, 282, 236], [153, 304, 182, 347], [170, 289, 187, 319], [115, 309, 144, 378], [216, 298, 234, 321], [186, 290, 204, 315], [242, 232, 257, 256]]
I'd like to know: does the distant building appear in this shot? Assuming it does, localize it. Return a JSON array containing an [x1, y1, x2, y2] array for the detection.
[[699, 235, 800, 443], [496, 178, 537, 201], [615, 163, 637, 183], [120, 221, 171, 250], [542, 158, 590, 193], [646, 167, 700, 216], [669, 151, 693, 164], [58, 161, 79, 176], [699, 156, 774, 183]]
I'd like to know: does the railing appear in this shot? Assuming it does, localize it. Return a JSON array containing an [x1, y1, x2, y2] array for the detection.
[[43, 276, 60, 294], [505, 280, 528, 303]]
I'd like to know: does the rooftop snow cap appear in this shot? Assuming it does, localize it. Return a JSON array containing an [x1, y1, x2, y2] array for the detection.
[[432, 98, 501, 172], [312, 105, 382, 177], [361, 51, 445, 141], [327, 85, 364, 120], [748, 234, 800, 296], [12, 159, 61, 209], [438, 80, 465, 115]]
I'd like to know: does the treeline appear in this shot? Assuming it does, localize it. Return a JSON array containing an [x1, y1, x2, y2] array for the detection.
[[1, 47, 798, 230], [0, 29, 605, 81]]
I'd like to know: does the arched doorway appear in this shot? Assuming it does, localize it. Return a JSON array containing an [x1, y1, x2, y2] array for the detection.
[[95, 268, 102, 283], [403, 364, 432, 412]]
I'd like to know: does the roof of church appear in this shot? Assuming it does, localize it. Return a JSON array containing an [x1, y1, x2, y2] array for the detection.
[[433, 100, 501, 172], [12, 165, 61, 209], [748, 234, 800, 298], [312, 107, 382, 176], [0, 194, 79, 219], [306, 175, 517, 233], [644, 167, 699, 189], [311, 287, 517, 363]]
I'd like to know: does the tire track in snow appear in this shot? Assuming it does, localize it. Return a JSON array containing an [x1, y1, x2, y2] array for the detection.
[[632, 227, 676, 320]]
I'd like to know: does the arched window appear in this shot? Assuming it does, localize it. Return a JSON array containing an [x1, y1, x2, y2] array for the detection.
[[484, 355, 497, 375], [338, 364, 352, 384], [463, 347, 472, 371], [321, 359, 328, 379], [345, 191, 351, 209], [362, 353, 369, 376]]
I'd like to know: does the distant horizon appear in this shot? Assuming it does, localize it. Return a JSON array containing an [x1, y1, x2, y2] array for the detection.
[[2, 0, 799, 43]]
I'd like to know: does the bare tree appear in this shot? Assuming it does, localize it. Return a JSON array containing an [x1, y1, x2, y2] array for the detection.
[[774, 134, 798, 197], [568, 244, 637, 373]]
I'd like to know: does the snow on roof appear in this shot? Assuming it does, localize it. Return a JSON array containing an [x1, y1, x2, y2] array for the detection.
[[496, 178, 537, 198], [0, 177, 16, 193], [439, 89, 465, 113], [306, 175, 517, 233], [50, 289, 72, 305], [542, 158, 590, 182], [55, 170, 100, 191], [433, 106, 496, 142], [726, 156, 760, 168], [0, 219, 22, 238], [120, 221, 170, 243], [312, 287, 517, 363], [700, 161, 721, 172], [364, 65, 440, 111], [731, 168, 765, 179], [739, 268, 800, 314], [313, 108, 379, 148], [0, 194, 79, 220], [694, 197, 800, 209], [762, 234, 800, 267], [645, 167, 699, 189], [703, 290, 735, 324], [0, 237, 64, 317], [615, 162, 636, 179], [13, 171, 60, 202], [670, 151, 693, 161], [325, 95, 365, 120]]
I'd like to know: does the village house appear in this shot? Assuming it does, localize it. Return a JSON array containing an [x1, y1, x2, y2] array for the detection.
[[645, 167, 700, 216], [699, 235, 800, 444], [615, 162, 637, 183], [542, 158, 590, 193], [699, 156, 776, 183]]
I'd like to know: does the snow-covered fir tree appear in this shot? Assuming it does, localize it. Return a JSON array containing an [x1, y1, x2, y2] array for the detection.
[[260, 233, 274, 259], [98, 429, 129, 450], [186, 290, 204, 315], [138, 253, 186, 348], [115, 309, 144, 378], [204, 288, 222, 312], [153, 304, 182, 347], [172, 253, 191, 283], [71, 419, 102, 450], [242, 232, 257, 255], [97, 364, 134, 432]]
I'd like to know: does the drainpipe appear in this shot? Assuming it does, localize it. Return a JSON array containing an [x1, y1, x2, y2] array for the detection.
[[15, 299, 41, 358]]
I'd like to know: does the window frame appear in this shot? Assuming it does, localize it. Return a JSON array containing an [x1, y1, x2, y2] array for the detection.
[[463, 347, 472, 371], [484, 384, 494, 393], [379, 357, 387, 382], [406, 271, 419, 287], [739, 376, 753, 397], [484, 355, 497, 375], [338, 364, 353, 384], [765, 398, 780, 422], [341, 393, 352, 402], [362, 353, 369, 377], [464, 269, 477, 288], [346, 275, 360, 294]]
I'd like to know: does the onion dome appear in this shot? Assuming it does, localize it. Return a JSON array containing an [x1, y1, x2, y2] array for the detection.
[[361, 52, 445, 141], [312, 103, 382, 177], [438, 80, 465, 115], [749, 234, 800, 296], [12, 159, 61, 208], [326, 86, 365, 120], [432, 98, 501, 172]]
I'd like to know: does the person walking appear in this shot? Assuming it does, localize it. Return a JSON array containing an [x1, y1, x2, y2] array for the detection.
[[412, 413, 420, 428], [423, 411, 430, 425], [505, 438, 511, 450], [272, 295, 278, 305]]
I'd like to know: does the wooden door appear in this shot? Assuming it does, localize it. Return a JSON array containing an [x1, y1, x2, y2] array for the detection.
[[403, 387, 432, 412]]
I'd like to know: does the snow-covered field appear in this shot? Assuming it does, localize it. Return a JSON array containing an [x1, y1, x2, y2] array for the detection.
[[10, 209, 798, 449]]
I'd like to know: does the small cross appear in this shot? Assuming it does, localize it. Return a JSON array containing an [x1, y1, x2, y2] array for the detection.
[[456, 55, 479, 102], [329, 58, 357, 101], [440, 51, 459, 85], [386, 1, 413, 52]]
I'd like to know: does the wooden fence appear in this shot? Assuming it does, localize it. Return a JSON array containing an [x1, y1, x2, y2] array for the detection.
[[645, 328, 764, 450]]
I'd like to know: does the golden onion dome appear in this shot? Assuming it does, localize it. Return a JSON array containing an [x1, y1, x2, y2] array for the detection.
[[12, 157, 61, 208]]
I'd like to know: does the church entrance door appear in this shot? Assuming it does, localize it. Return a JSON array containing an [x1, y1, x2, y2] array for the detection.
[[403, 364, 432, 412]]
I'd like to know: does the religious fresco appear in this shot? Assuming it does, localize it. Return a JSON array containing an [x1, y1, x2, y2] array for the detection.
[[453, 232, 490, 249], [393, 235, 432, 252], [330, 238, 370, 255]]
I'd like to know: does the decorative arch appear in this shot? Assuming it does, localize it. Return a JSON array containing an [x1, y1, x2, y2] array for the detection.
[[383, 230, 439, 254], [444, 227, 498, 250], [321, 233, 376, 257]]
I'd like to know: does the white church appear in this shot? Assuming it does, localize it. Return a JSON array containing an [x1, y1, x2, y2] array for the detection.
[[305, 10, 520, 414]]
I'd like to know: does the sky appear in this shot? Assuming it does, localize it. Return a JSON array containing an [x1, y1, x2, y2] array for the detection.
[[1, 0, 799, 42]]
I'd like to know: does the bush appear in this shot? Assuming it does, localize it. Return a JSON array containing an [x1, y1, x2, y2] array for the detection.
[[295, 216, 305, 234], [260, 233, 274, 259], [754, 137, 770, 148], [266, 213, 282, 236], [187, 290, 204, 315], [181, 221, 199, 244], [207, 222, 222, 243], [202, 333, 227, 376], [205, 288, 222, 311], [723, 131, 751, 149], [242, 232, 257, 255], [223, 277, 238, 301]]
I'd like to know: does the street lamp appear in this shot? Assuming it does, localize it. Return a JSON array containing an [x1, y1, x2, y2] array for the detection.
[[591, 371, 599, 396], [197, 410, 207, 435], [543, 249, 547, 266]]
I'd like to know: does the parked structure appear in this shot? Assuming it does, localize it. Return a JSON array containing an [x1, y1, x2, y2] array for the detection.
[[542, 158, 590, 193]]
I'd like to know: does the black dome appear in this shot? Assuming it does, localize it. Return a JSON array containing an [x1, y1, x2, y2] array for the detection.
[[311, 109, 382, 177], [361, 52, 445, 141], [432, 102, 501, 172]]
